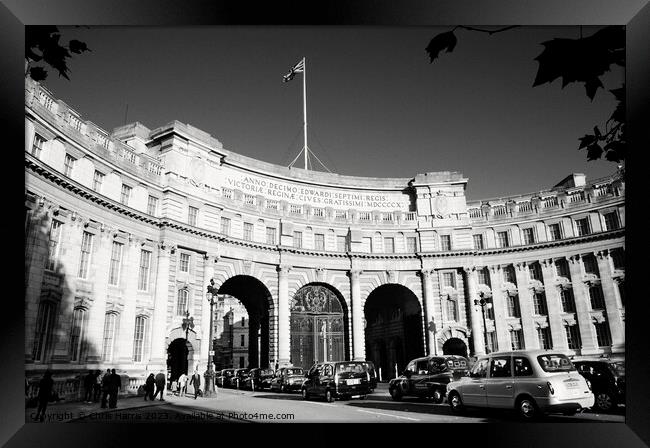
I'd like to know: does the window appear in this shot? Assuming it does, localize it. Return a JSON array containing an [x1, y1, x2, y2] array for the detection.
[[490, 357, 512, 378], [487, 331, 498, 353], [78, 231, 94, 279], [32, 301, 56, 361], [583, 255, 599, 276], [221, 217, 231, 235], [522, 228, 535, 245], [147, 196, 158, 216], [108, 241, 123, 285], [446, 297, 458, 321], [603, 212, 620, 231], [179, 253, 190, 273], [473, 234, 484, 250], [293, 231, 302, 248], [266, 227, 276, 245], [478, 267, 491, 286], [565, 324, 582, 350], [514, 357, 533, 376], [496, 231, 510, 248], [242, 222, 253, 241], [555, 259, 570, 278], [510, 329, 523, 350], [363, 236, 373, 253], [32, 134, 45, 157], [529, 262, 543, 282], [120, 184, 132, 206], [503, 265, 516, 284], [93, 170, 104, 193], [589, 285, 605, 309], [240, 334, 245, 347], [548, 223, 562, 241], [102, 313, 117, 362], [69, 307, 86, 362], [314, 233, 325, 251], [594, 322, 612, 347], [241, 317, 245, 327], [506, 294, 520, 318], [336, 235, 348, 252], [133, 316, 147, 362], [537, 327, 552, 349], [575, 217, 591, 236], [439, 235, 452, 251], [611, 248, 624, 270], [469, 359, 489, 378], [45, 220, 63, 271], [244, 194, 255, 206], [533, 292, 547, 315], [188, 206, 199, 226], [560, 288, 576, 313], [384, 237, 395, 253], [138, 249, 151, 291], [239, 357, 245, 368], [442, 272, 455, 288], [406, 237, 418, 253], [64, 154, 76, 177], [177, 289, 189, 316]]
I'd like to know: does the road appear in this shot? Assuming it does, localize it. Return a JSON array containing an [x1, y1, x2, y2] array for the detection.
[[72, 384, 625, 423]]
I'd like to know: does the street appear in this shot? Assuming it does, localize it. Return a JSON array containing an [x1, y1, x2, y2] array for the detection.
[[67, 384, 624, 423]]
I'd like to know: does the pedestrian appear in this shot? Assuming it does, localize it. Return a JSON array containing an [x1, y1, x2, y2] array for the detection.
[[108, 369, 121, 409], [100, 368, 111, 408], [144, 373, 155, 401], [93, 370, 102, 402], [153, 371, 166, 401], [83, 370, 95, 403], [189, 368, 201, 399], [34, 370, 54, 422], [178, 372, 188, 397]]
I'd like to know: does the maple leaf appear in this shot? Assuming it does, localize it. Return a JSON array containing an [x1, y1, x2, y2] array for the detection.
[[425, 31, 457, 62], [28, 66, 48, 81]]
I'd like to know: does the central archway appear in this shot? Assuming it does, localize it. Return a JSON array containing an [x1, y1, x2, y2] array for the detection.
[[167, 338, 192, 383], [442, 337, 468, 358], [290, 283, 349, 368]]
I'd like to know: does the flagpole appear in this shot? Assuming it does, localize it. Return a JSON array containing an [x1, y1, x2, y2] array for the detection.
[[302, 57, 308, 170]]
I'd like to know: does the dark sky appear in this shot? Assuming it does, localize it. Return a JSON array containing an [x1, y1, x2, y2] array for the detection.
[[40, 26, 623, 201]]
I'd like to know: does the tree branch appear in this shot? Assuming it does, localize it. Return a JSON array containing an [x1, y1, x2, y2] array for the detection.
[[455, 25, 520, 35]]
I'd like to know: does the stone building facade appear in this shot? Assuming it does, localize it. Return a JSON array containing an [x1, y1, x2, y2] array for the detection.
[[24, 78, 625, 392]]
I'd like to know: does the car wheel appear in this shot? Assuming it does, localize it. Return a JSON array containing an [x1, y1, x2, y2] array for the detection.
[[301, 388, 309, 400], [432, 389, 444, 404], [448, 392, 464, 413], [516, 396, 539, 420], [594, 392, 614, 413], [281, 384, 287, 393], [325, 389, 334, 403], [390, 388, 402, 401]]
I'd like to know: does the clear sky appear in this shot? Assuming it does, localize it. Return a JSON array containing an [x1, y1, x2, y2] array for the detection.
[[40, 26, 623, 201]]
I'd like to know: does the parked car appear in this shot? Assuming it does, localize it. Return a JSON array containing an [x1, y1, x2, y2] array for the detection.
[[230, 368, 250, 389], [216, 369, 235, 388], [243, 368, 275, 391], [362, 361, 378, 391], [446, 350, 594, 419], [270, 367, 305, 392], [573, 358, 625, 413], [388, 355, 469, 403], [301, 361, 371, 402]]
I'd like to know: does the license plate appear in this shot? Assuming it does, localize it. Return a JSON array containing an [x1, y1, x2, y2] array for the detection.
[[565, 381, 579, 389], [347, 378, 360, 385]]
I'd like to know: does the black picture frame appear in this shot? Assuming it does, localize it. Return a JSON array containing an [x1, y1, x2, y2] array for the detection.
[[3, 0, 648, 446]]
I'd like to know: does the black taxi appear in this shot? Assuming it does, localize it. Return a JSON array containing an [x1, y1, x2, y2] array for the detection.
[[302, 361, 371, 402], [389, 355, 469, 403]]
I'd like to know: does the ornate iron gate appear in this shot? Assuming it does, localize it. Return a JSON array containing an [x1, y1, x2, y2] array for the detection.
[[290, 285, 345, 368]]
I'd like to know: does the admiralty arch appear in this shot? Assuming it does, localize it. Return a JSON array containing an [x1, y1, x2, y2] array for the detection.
[[24, 77, 625, 392]]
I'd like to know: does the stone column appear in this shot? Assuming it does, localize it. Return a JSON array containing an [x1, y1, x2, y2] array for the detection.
[[85, 226, 113, 363], [116, 237, 140, 364], [540, 259, 568, 350], [149, 242, 173, 367], [514, 262, 538, 349], [463, 267, 485, 356], [349, 270, 365, 361], [596, 250, 625, 351], [201, 255, 216, 368], [277, 265, 291, 366], [488, 266, 509, 351], [421, 269, 439, 356], [568, 255, 598, 354]]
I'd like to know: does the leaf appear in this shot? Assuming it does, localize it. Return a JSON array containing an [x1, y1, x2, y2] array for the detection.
[[425, 31, 457, 62], [604, 141, 625, 162], [585, 78, 603, 100], [593, 126, 602, 138], [578, 134, 597, 149], [29, 66, 48, 81], [69, 39, 90, 54], [586, 143, 603, 160]]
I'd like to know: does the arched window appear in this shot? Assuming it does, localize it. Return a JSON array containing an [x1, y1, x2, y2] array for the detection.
[[70, 307, 87, 362], [32, 301, 56, 361], [102, 312, 118, 362], [132, 316, 147, 362], [177, 289, 189, 316]]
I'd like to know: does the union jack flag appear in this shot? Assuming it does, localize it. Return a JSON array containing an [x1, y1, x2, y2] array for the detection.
[[283, 58, 305, 83]]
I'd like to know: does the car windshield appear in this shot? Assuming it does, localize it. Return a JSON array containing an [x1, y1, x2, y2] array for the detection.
[[286, 369, 303, 375], [336, 363, 365, 373], [537, 354, 575, 372], [609, 362, 625, 376]]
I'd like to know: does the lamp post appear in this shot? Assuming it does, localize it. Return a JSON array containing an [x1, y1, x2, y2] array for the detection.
[[474, 292, 491, 354], [204, 279, 218, 397]]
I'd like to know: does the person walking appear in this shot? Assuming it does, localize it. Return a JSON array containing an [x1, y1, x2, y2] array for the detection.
[[144, 373, 155, 401], [108, 369, 121, 409], [83, 370, 95, 403], [189, 369, 201, 399], [153, 371, 166, 401], [34, 371, 54, 422], [93, 370, 102, 402], [100, 368, 111, 408], [177, 372, 188, 397]]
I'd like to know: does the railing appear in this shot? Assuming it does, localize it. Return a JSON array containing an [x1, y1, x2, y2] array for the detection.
[[244, 194, 256, 206], [382, 213, 394, 222], [289, 204, 302, 215], [568, 191, 585, 203], [542, 196, 558, 208], [493, 206, 507, 216], [313, 207, 324, 217], [335, 210, 347, 220], [266, 199, 279, 210], [222, 188, 233, 199], [404, 212, 416, 221], [517, 201, 532, 212], [469, 208, 482, 218]]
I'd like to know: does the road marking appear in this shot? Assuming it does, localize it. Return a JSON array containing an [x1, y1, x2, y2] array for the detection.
[[302, 401, 336, 407], [356, 409, 421, 421]]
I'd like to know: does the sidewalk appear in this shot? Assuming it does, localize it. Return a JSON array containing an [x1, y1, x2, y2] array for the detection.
[[25, 394, 167, 423]]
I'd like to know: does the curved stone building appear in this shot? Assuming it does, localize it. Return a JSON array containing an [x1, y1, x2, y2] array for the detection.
[[24, 78, 625, 392]]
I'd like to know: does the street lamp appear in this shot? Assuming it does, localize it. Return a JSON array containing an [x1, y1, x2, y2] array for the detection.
[[474, 292, 491, 354], [204, 279, 218, 397]]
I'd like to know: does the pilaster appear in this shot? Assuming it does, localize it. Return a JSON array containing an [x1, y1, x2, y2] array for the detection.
[[568, 255, 598, 354], [463, 267, 485, 356], [540, 259, 568, 351], [277, 264, 291, 366], [488, 266, 509, 351], [596, 250, 625, 351], [514, 262, 537, 350], [349, 269, 365, 360]]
